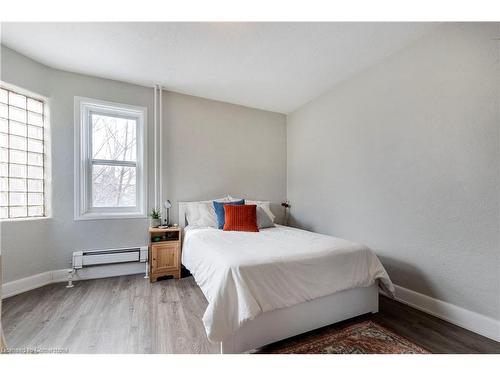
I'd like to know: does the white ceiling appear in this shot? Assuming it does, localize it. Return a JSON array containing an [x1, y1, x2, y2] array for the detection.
[[1, 22, 437, 113]]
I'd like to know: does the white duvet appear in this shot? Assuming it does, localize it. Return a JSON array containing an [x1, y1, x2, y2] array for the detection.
[[182, 225, 394, 343]]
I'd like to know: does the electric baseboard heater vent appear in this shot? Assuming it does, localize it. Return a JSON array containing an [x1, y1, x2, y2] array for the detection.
[[67, 246, 149, 287]]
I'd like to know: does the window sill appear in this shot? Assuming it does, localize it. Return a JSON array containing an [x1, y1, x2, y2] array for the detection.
[[0, 216, 52, 223], [74, 212, 148, 221]]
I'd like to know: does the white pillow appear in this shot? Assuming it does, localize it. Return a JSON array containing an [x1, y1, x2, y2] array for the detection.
[[256, 206, 275, 229], [245, 200, 276, 222], [184, 196, 232, 227], [185, 202, 218, 228], [213, 196, 234, 203]]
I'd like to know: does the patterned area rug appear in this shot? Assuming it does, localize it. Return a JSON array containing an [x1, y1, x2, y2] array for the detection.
[[264, 321, 429, 354]]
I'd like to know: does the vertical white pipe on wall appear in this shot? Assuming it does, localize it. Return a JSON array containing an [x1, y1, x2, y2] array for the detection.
[[159, 86, 163, 214], [153, 85, 158, 210]]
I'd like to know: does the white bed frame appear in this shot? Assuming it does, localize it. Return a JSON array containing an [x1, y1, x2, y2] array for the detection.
[[178, 202, 379, 354]]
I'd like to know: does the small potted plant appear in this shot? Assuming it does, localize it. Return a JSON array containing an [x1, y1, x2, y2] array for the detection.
[[149, 208, 161, 228]]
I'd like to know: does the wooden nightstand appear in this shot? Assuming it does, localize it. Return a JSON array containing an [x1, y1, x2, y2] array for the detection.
[[149, 227, 182, 282]]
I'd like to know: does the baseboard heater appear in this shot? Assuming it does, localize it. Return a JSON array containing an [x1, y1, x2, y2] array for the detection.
[[68, 246, 149, 287]]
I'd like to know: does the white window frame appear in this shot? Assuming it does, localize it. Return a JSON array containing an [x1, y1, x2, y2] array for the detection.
[[74, 97, 147, 220]]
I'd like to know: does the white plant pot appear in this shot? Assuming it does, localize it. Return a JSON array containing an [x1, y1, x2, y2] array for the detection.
[[150, 218, 161, 228]]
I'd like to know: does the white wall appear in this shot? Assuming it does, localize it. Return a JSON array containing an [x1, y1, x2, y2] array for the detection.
[[287, 23, 500, 320], [0, 46, 287, 283]]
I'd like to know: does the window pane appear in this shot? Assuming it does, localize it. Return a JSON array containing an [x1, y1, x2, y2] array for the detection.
[[0, 177, 7, 190], [0, 163, 7, 176], [27, 165, 43, 179], [28, 138, 43, 153], [27, 125, 43, 140], [92, 164, 136, 207], [0, 103, 7, 119], [10, 164, 26, 178], [0, 207, 7, 219], [28, 205, 43, 216], [28, 192, 43, 205], [91, 114, 137, 162], [10, 206, 27, 218], [28, 112, 43, 126], [0, 89, 7, 104], [9, 106, 26, 123], [28, 179, 43, 192], [10, 134, 27, 150], [0, 134, 7, 148], [9, 92, 26, 109], [10, 149, 27, 164], [10, 121, 26, 137], [0, 118, 7, 133], [27, 98, 43, 114], [10, 192, 26, 205], [27, 152, 43, 166], [0, 148, 7, 162], [9, 178, 26, 192], [0, 192, 7, 205]]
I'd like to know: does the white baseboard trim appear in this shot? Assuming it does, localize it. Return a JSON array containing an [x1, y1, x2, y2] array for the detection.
[[2, 270, 68, 299], [2, 263, 146, 299], [384, 284, 500, 343]]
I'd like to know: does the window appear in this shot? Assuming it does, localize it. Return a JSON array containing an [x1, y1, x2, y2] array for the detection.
[[0, 85, 46, 220], [75, 97, 147, 220]]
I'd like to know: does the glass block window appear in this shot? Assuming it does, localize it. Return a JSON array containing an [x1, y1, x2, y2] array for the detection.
[[0, 86, 45, 219]]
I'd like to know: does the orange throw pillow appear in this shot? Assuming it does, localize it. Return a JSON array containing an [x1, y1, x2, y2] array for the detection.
[[223, 204, 259, 232]]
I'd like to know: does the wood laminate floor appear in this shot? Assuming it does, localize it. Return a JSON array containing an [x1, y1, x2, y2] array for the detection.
[[2, 275, 499, 354]]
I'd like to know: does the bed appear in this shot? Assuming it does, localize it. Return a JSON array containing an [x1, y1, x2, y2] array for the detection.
[[179, 202, 394, 353]]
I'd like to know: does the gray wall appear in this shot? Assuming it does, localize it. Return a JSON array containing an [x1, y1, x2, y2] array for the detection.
[[162, 91, 286, 223], [287, 23, 500, 319], [0, 46, 286, 283]]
